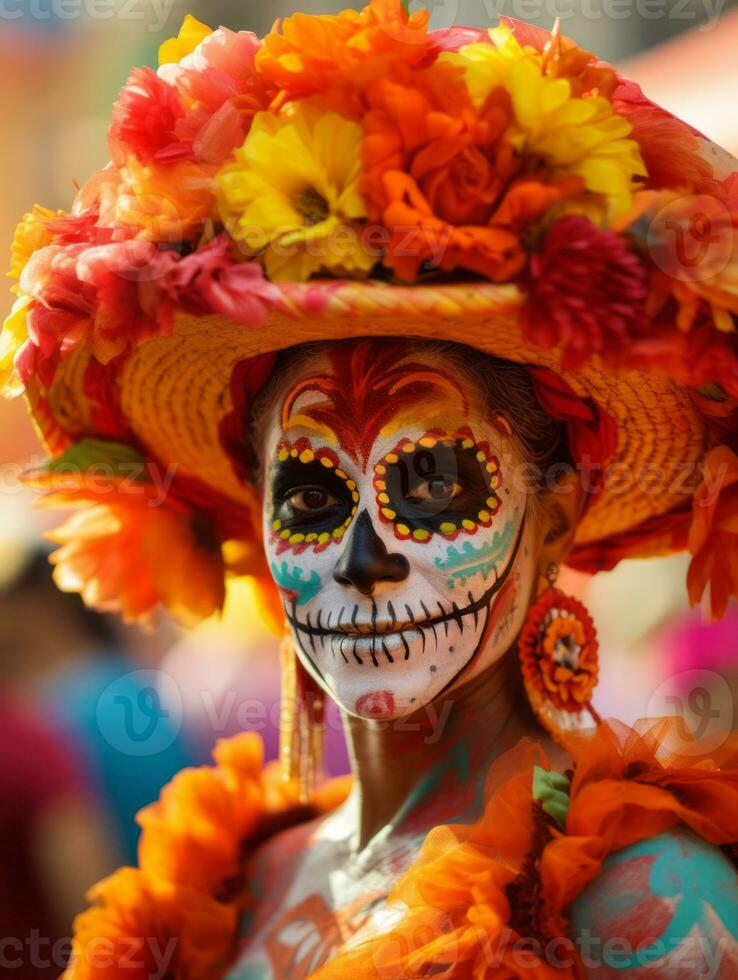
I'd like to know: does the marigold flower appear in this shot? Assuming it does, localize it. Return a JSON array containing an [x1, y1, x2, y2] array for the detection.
[[256, 0, 432, 114], [63, 867, 236, 980], [158, 12, 212, 66], [216, 105, 374, 281], [361, 59, 584, 281], [137, 732, 268, 893], [521, 215, 648, 370], [687, 445, 738, 620], [20, 437, 269, 626], [443, 26, 646, 218]]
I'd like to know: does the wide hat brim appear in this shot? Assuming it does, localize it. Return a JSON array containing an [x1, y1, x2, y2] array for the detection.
[[31, 278, 710, 565]]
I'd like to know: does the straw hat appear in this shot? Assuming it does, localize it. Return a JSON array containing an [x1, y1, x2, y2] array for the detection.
[[4, 3, 738, 625]]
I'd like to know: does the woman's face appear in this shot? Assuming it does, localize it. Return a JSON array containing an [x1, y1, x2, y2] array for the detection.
[[260, 342, 538, 721]]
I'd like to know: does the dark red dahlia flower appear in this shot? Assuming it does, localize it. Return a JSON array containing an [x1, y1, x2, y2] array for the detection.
[[521, 215, 648, 370]]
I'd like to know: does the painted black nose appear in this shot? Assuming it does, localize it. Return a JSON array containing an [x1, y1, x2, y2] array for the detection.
[[333, 510, 410, 595]]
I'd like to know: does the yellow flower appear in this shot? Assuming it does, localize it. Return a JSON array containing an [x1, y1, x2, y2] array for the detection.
[[8, 204, 61, 282], [215, 105, 375, 281], [158, 13, 212, 65], [442, 27, 646, 218], [0, 295, 31, 397]]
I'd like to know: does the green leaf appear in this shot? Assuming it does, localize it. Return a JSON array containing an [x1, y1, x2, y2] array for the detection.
[[40, 439, 148, 480], [532, 766, 571, 828]]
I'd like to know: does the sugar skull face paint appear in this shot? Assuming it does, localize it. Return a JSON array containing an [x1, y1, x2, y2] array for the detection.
[[260, 341, 537, 721]]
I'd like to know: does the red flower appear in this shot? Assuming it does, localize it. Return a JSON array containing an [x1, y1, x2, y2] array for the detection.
[[623, 318, 738, 399], [521, 216, 648, 370], [162, 236, 283, 327], [529, 367, 618, 489], [20, 239, 175, 373], [687, 445, 738, 620], [109, 67, 191, 166], [613, 80, 719, 195]]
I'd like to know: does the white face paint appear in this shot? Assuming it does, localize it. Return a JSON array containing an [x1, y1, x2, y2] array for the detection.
[[260, 342, 537, 721]]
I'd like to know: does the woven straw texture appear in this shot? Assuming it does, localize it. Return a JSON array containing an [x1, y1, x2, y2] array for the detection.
[[35, 279, 711, 553]]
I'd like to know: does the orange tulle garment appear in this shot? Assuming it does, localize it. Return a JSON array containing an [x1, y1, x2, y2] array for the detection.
[[308, 718, 738, 980]]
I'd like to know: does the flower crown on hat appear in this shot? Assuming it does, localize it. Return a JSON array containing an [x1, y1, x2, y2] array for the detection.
[[3, 0, 738, 625]]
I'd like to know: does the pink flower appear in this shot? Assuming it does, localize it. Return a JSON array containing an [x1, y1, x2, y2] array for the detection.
[[20, 240, 175, 372], [521, 216, 648, 370], [160, 28, 271, 166], [109, 67, 192, 166], [163, 236, 282, 327]]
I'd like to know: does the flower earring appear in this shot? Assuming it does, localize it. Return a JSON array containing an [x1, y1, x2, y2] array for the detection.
[[280, 632, 325, 803], [519, 562, 601, 741]]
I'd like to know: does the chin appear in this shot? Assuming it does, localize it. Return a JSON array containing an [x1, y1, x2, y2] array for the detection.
[[288, 604, 493, 723]]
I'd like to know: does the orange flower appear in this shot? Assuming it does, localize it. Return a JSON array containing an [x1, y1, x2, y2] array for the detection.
[[64, 868, 236, 980], [687, 445, 738, 620], [137, 733, 268, 894], [65, 728, 351, 980], [112, 157, 215, 242], [361, 61, 577, 281], [24, 458, 228, 626], [256, 0, 432, 113], [46, 494, 226, 626], [638, 191, 738, 335]]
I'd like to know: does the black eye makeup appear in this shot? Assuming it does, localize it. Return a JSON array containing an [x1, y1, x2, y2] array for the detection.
[[374, 433, 501, 541], [269, 443, 359, 546]]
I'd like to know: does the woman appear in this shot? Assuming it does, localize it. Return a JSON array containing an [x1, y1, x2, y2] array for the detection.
[[4, 3, 738, 977]]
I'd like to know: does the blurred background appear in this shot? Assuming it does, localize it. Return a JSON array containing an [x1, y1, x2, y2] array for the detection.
[[1, 1, 737, 974]]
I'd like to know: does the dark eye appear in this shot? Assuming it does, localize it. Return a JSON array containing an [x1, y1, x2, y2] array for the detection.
[[288, 487, 339, 513], [408, 476, 462, 504]]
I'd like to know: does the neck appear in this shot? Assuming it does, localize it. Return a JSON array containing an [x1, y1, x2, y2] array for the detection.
[[342, 647, 539, 849]]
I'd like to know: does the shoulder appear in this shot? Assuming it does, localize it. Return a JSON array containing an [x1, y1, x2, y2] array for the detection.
[[570, 825, 738, 977]]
